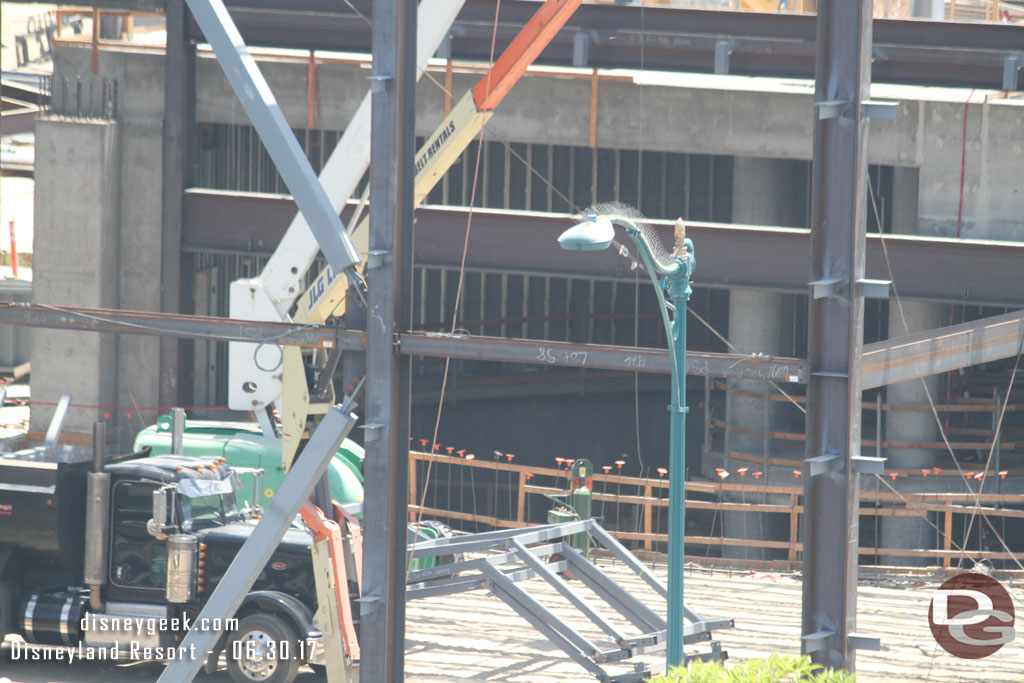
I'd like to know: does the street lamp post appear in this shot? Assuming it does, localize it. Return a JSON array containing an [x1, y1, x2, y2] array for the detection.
[[558, 210, 694, 671]]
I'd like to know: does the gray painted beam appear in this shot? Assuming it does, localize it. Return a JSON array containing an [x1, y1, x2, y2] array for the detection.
[[19, 302, 1024, 388], [361, 0, 416, 676], [0, 302, 807, 381], [194, 0, 1023, 89], [7, 0, 1022, 88], [156, 406, 357, 682], [0, 302, 348, 348], [399, 332, 807, 382], [801, 0, 872, 672], [182, 192, 1024, 309], [183, 0, 361, 274], [862, 310, 1024, 390]]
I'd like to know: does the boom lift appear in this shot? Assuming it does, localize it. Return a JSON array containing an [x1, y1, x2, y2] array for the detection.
[[225, 3, 589, 674], [227, 0, 467, 439], [227, 0, 587, 472]]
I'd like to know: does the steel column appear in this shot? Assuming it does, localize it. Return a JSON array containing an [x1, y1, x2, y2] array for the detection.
[[361, 0, 416, 677], [801, 0, 872, 671], [159, 0, 188, 408]]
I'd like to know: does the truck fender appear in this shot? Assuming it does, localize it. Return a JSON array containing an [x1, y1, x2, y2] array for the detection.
[[211, 590, 317, 662]]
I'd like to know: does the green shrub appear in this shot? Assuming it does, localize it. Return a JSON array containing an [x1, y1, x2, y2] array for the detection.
[[648, 654, 856, 683]]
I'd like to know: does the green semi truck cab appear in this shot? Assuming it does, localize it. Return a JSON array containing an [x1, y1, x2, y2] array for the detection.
[[134, 415, 365, 511]]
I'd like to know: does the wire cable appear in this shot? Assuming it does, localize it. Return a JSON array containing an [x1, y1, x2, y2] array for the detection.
[[687, 306, 806, 416], [868, 174, 1023, 581], [407, 0, 503, 581], [957, 339, 1023, 566], [633, 0, 647, 480]]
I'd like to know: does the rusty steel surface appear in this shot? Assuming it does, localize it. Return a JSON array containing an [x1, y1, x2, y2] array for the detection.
[[183, 190, 1024, 308], [180, 0, 1024, 89], [862, 310, 1024, 390]]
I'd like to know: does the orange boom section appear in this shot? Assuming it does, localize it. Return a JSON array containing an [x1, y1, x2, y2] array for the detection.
[[472, 0, 584, 112]]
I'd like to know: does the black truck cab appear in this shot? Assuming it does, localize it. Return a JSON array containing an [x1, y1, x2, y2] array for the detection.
[[0, 448, 324, 683]]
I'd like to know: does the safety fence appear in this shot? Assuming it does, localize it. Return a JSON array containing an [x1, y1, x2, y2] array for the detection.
[[408, 450, 1024, 571], [706, 380, 1024, 485]]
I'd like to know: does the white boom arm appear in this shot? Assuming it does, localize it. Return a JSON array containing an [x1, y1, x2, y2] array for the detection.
[[227, 0, 466, 412]]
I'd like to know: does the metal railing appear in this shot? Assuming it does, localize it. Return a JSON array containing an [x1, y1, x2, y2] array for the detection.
[[409, 449, 1024, 572]]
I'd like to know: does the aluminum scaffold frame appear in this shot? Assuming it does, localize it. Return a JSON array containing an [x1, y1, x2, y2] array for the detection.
[[405, 520, 733, 682]]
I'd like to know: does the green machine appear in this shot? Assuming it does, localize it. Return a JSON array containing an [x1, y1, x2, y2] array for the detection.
[[135, 415, 366, 510], [547, 458, 594, 553], [135, 415, 454, 571]]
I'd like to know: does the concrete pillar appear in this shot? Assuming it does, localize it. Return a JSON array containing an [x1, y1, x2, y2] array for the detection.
[[884, 302, 944, 472], [46, 44, 166, 447], [880, 163, 944, 564], [879, 301, 944, 565], [30, 118, 121, 435], [723, 156, 802, 560], [913, 0, 945, 19]]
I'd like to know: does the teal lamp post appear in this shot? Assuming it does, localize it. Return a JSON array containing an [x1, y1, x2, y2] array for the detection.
[[558, 209, 694, 671]]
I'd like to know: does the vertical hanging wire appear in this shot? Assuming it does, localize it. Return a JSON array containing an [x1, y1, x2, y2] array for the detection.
[[407, 0, 505, 579]]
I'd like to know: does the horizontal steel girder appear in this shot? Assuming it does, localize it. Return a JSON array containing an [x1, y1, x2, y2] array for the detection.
[[400, 332, 806, 382], [6, 0, 1020, 87], [0, 302, 805, 382], [185, 0, 1022, 90], [861, 310, 1024, 390], [5, 302, 1021, 387], [0, 302, 343, 347], [183, 190, 1024, 309]]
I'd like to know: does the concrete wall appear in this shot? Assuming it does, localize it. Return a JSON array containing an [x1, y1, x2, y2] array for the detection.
[[186, 52, 1024, 239], [54, 45, 1024, 242], [31, 117, 121, 433], [29, 46, 167, 439], [54, 46, 165, 424], [917, 97, 1024, 239]]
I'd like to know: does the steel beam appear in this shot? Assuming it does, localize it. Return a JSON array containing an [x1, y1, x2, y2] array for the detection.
[[159, 0, 188, 408], [12, 301, 1021, 387], [361, 0, 416, 677], [0, 302, 348, 348], [399, 332, 806, 382], [0, 303, 808, 381], [7, 0, 1023, 88], [179, 0, 1023, 89], [156, 405, 357, 683], [801, 0, 871, 671], [182, 192, 1024, 309], [862, 310, 1024, 390]]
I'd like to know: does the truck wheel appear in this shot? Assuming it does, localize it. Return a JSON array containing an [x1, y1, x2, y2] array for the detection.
[[417, 520, 463, 567], [226, 613, 301, 683]]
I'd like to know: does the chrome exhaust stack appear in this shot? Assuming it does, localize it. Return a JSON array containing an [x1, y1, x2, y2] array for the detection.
[[84, 420, 110, 612]]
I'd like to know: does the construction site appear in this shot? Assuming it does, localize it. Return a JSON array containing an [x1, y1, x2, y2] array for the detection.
[[1, 0, 1024, 681]]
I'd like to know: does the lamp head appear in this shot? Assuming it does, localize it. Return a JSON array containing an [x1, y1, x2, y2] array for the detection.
[[558, 215, 615, 251]]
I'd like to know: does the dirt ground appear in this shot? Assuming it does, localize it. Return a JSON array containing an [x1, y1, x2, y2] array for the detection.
[[3, 560, 1021, 683]]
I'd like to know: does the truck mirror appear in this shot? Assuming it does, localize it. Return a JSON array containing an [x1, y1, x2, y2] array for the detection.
[[148, 488, 169, 539]]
